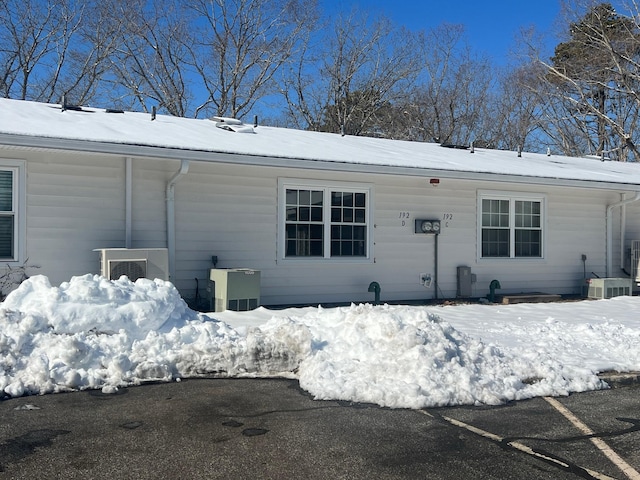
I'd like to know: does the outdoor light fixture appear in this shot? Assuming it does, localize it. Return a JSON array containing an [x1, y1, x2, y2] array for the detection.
[[415, 219, 441, 234]]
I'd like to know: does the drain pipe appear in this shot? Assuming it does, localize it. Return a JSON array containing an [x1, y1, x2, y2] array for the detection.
[[125, 157, 133, 249], [606, 192, 640, 277], [166, 160, 190, 281]]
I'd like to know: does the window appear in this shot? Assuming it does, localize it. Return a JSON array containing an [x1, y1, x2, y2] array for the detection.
[[280, 180, 371, 260], [479, 192, 544, 259]]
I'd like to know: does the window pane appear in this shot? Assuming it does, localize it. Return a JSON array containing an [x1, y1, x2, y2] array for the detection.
[[311, 190, 323, 206], [0, 216, 13, 258], [515, 229, 541, 257], [515, 201, 541, 228], [286, 189, 297, 205], [331, 192, 342, 206], [330, 224, 366, 257], [355, 209, 365, 223], [285, 222, 323, 257], [482, 199, 509, 227], [482, 229, 509, 257], [311, 206, 322, 222], [0, 171, 12, 211], [355, 193, 366, 207], [331, 207, 341, 222], [299, 190, 310, 205]]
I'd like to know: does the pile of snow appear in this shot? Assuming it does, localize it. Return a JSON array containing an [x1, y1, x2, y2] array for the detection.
[[1, 274, 639, 409]]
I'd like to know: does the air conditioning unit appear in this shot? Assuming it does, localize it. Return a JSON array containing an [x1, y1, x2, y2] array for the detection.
[[631, 240, 640, 282], [587, 278, 632, 299], [208, 268, 260, 312], [95, 248, 169, 281]]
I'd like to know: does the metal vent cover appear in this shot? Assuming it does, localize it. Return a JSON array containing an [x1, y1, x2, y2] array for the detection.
[[109, 260, 147, 282]]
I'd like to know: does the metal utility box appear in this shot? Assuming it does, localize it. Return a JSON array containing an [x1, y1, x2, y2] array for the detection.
[[457, 266, 473, 298], [208, 268, 260, 312], [587, 278, 632, 299]]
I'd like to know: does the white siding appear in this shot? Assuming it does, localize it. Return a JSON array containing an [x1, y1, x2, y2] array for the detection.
[[6, 149, 126, 281], [1, 145, 631, 306], [170, 165, 622, 305]]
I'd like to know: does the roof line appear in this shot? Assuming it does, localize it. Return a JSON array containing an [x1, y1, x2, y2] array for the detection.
[[1, 132, 638, 192]]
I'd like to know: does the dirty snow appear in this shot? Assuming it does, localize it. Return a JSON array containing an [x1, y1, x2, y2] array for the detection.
[[1, 274, 639, 409]]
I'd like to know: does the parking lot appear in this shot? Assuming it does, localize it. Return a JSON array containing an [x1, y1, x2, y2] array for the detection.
[[1, 378, 638, 479]]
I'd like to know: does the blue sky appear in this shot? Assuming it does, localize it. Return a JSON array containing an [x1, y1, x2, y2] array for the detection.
[[324, 0, 561, 63]]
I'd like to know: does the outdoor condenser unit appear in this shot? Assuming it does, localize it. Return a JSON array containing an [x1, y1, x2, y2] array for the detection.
[[208, 268, 260, 312], [587, 278, 632, 300], [95, 248, 169, 282]]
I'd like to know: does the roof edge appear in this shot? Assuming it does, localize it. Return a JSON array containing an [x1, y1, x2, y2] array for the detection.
[[1, 132, 639, 192]]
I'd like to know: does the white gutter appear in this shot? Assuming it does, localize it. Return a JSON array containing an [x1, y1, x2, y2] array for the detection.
[[606, 192, 640, 277], [166, 160, 190, 281], [125, 157, 132, 248]]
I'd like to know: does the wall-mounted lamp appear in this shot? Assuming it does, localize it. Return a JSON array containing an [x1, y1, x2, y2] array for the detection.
[[429, 178, 440, 187], [415, 219, 441, 234]]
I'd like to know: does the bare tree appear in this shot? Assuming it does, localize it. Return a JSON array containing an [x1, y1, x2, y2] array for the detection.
[[482, 63, 546, 151], [534, 1, 640, 160], [282, 9, 422, 136], [394, 24, 495, 146], [179, 0, 318, 119], [106, 0, 190, 116], [0, 0, 118, 105]]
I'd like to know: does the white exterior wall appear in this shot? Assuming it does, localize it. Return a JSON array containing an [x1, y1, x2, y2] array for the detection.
[[0, 146, 632, 306], [1, 148, 127, 282], [169, 162, 622, 305]]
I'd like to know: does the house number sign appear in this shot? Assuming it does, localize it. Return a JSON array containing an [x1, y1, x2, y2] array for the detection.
[[398, 212, 453, 227]]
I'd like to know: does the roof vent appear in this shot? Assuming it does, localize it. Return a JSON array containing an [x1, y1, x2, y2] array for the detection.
[[440, 143, 469, 150], [60, 95, 83, 112], [210, 116, 255, 133]]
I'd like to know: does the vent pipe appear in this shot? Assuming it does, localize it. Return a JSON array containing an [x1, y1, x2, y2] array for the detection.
[[151, 106, 157, 121]]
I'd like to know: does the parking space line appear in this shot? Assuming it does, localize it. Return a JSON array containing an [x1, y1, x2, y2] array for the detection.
[[419, 410, 617, 480], [544, 396, 640, 480]]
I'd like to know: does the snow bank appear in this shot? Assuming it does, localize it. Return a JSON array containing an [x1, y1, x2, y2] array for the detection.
[[2, 274, 636, 409]]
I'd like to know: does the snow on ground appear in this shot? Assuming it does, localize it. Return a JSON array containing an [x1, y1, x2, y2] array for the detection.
[[1, 274, 639, 409]]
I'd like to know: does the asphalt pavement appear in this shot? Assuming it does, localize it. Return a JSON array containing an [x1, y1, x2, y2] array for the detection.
[[0, 378, 639, 479]]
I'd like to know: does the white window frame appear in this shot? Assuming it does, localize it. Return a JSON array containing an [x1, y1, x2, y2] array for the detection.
[[477, 190, 546, 261], [277, 178, 374, 263], [0, 160, 26, 265]]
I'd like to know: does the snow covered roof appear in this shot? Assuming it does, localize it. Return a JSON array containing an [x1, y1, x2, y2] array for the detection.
[[1, 98, 639, 190]]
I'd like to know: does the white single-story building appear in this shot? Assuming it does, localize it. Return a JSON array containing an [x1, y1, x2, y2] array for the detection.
[[1, 97, 640, 307]]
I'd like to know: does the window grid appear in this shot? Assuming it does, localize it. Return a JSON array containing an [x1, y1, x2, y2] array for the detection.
[[285, 189, 324, 257], [330, 192, 367, 257], [481, 196, 543, 259], [283, 185, 369, 259], [0, 170, 15, 260]]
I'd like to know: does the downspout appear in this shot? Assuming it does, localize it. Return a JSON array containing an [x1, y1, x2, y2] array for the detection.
[[166, 160, 190, 281], [606, 192, 640, 277], [125, 157, 132, 249]]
